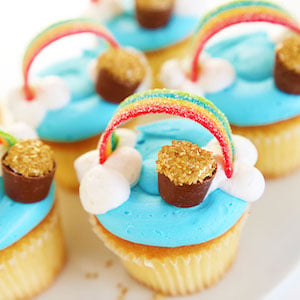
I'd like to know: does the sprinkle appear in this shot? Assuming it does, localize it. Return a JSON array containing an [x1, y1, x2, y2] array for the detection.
[[3, 140, 54, 177], [116, 283, 128, 300], [105, 259, 114, 268], [97, 48, 146, 85], [85, 272, 99, 279], [98, 89, 234, 178], [22, 18, 119, 100], [190, 0, 300, 81]]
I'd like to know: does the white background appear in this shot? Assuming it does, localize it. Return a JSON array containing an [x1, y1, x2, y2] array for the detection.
[[1, 1, 300, 299]]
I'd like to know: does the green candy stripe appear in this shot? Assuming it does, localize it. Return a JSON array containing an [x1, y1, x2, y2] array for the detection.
[[111, 131, 118, 151], [0, 131, 18, 147]]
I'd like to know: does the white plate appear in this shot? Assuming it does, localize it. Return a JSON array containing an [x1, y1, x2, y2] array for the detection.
[[36, 170, 300, 300], [1, 0, 300, 299]]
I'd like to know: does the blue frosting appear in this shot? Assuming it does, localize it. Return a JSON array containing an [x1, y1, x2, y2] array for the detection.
[[0, 181, 55, 250], [38, 47, 117, 142], [205, 32, 300, 126], [106, 11, 197, 51], [97, 119, 247, 247]]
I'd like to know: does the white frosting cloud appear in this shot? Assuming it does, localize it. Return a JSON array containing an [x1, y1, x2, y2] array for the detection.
[[111, 128, 137, 149], [80, 165, 130, 214], [267, 28, 294, 44], [205, 135, 258, 167], [75, 128, 138, 183], [89, 47, 152, 94], [6, 76, 70, 129], [4, 122, 38, 140], [74, 150, 99, 183], [221, 161, 265, 203], [160, 54, 236, 95], [205, 135, 265, 203], [105, 146, 142, 186], [82, 0, 123, 22], [75, 129, 142, 214]]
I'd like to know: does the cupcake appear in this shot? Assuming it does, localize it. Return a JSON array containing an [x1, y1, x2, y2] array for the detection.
[[75, 89, 265, 296], [5, 18, 151, 189], [84, 0, 204, 87], [160, 0, 300, 178], [0, 134, 66, 299]]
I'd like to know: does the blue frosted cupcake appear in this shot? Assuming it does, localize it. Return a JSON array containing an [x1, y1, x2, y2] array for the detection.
[[75, 89, 265, 295], [0, 134, 65, 299]]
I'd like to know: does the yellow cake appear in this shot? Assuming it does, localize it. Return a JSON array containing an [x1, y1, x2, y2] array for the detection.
[[92, 213, 247, 296], [0, 205, 66, 299]]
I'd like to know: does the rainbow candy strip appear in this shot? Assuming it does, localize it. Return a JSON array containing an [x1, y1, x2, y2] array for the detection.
[[98, 89, 235, 178], [0, 131, 18, 148], [23, 18, 119, 100], [191, 0, 300, 81]]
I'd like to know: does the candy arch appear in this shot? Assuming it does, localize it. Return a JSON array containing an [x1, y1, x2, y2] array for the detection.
[[98, 89, 235, 178]]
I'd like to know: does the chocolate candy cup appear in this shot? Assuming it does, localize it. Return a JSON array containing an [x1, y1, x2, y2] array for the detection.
[[158, 170, 216, 208], [2, 160, 56, 204], [274, 52, 300, 94], [95, 68, 140, 104], [135, 2, 174, 29]]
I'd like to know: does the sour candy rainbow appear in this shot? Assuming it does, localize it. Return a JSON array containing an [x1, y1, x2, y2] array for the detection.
[[98, 89, 235, 178]]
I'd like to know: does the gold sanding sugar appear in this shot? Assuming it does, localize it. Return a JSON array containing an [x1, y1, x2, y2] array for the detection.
[[136, 0, 174, 10], [97, 48, 146, 85], [157, 140, 217, 186], [277, 36, 300, 73], [3, 140, 54, 177]]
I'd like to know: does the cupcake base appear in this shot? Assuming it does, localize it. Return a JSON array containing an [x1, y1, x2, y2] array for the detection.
[[146, 37, 191, 88], [0, 204, 66, 300], [91, 213, 247, 296], [43, 135, 100, 190], [232, 114, 300, 178]]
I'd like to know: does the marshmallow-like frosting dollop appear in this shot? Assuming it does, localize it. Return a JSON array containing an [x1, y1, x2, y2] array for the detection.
[[160, 54, 235, 95], [205, 135, 265, 202], [4, 122, 38, 141], [82, 0, 123, 22], [6, 76, 70, 129], [75, 129, 142, 214], [80, 165, 130, 214]]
